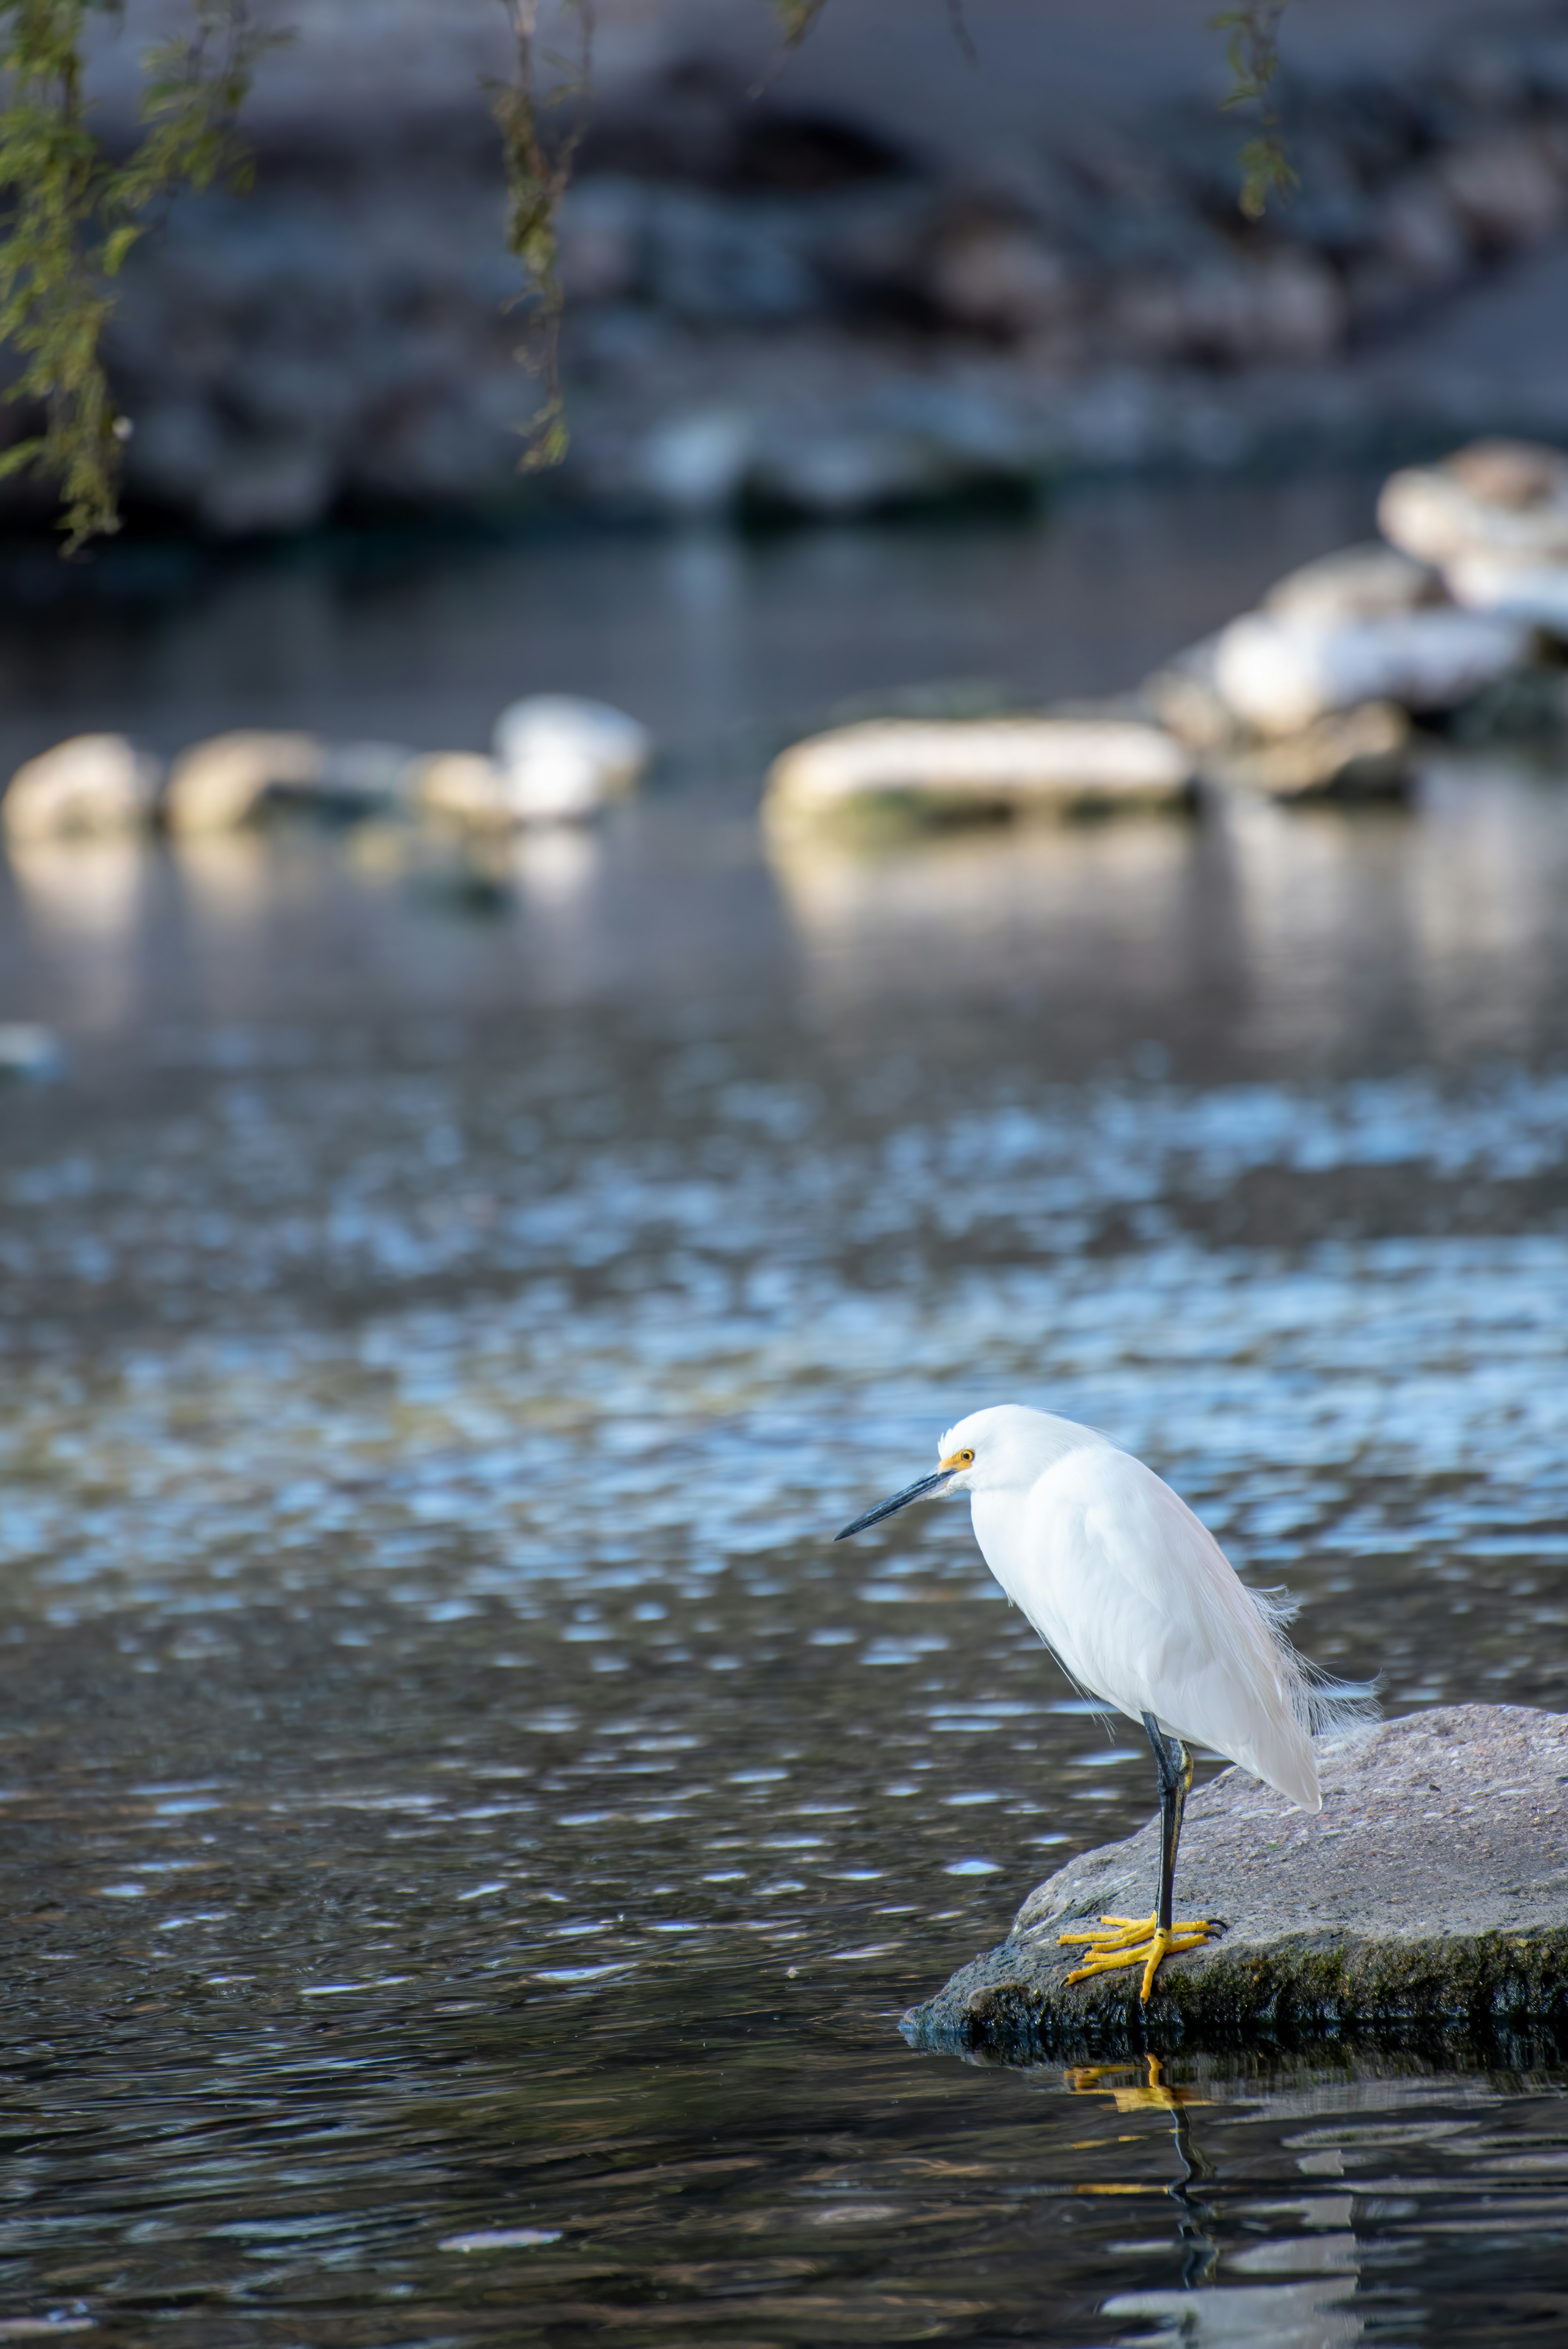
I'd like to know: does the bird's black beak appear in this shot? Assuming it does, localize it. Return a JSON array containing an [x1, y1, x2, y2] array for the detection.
[[835, 1467, 953, 1540]]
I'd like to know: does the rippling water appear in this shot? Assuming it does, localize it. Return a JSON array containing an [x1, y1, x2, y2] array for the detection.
[[3, 489, 1568, 2342]]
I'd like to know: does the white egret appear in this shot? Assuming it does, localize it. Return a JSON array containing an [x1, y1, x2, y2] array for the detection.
[[837, 1403, 1373, 2002]]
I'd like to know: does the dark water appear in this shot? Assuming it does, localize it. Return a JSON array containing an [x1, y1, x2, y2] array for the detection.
[[3, 482, 1568, 2343]]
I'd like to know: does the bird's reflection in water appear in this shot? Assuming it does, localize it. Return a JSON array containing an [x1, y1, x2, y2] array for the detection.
[[1072, 2057, 1369, 2347], [1067, 2055, 1220, 2288]]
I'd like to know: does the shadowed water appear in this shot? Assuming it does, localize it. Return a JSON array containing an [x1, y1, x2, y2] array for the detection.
[[2, 485, 1568, 2342]]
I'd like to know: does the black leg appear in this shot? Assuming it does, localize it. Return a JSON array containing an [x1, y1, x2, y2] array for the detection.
[[1059, 1723, 1221, 1997], [1142, 1712, 1190, 1935]]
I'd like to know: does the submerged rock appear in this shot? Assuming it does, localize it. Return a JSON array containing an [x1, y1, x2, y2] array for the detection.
[[2, 735, 162, 840], [904, 1705, 1568, 2060], [765, 715, 1195, 825]]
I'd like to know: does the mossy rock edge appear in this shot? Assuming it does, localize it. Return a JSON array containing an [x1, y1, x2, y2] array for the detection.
[[902, 1704, 1568, 2064], [903, 1923, 1568, 2064]]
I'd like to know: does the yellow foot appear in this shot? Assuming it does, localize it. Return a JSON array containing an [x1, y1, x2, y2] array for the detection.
[[1057, 1912, 1222, 2003]]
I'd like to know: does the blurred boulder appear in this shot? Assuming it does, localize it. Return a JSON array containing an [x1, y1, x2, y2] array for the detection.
[[1202, 701, 1414, 800], [1369, 175, 1472, 294], [1438, 135, 1567, 246], [1137, 637, 1238, 750], [925, 219, 1077, 336], [765, 715, 1195, 825], [1262, 542, 1447, 623], [1213, 607, 1529, 734], [1379, 439, 1568, 566], [405, 752, 512, 828], [164, 731, 325, 831], [1442, 548, 1568, 632], [492, 697, 651, 823], [2, 735, 162, 840], [1113, 250, 1347, 367]]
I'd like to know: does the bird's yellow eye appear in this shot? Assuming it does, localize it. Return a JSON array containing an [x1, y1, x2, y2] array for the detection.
[[942, 1447, 975, 1472]]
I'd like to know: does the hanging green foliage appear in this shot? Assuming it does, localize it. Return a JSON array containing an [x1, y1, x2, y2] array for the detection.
[[492, 0, 593, 473], [0, 0, 1296, 551], [0, 0, 268, 551], [1212, 0, 1298, 219]]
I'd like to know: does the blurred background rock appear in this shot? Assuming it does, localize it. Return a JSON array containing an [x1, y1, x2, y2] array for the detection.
[[13, 0, 1568, 538]]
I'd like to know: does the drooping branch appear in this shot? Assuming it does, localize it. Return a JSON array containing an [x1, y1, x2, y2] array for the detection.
[[493, 0, 593, 473], [1213, 0, 1297, 219], [0, 0, 1300, 551], [0, 0, 269, 551]]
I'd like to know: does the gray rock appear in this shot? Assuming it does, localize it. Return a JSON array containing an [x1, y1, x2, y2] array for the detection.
[[1438, 135, 1567, 247], [904, 1704, 1568, 2060], [925, 222, 1077, 336]]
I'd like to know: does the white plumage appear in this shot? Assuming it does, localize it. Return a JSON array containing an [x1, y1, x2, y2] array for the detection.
[[837, 1400, 1373, 2001]]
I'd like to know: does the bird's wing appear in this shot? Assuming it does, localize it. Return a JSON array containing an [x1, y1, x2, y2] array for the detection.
[[1026, 1447, 1321, 1812]]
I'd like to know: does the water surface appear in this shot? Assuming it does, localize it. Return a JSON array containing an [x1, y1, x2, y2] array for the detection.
[[2, 485, 1568, 2342]]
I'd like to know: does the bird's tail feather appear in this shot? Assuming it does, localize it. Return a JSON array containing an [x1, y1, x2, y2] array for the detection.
[[1249, 1583, 1381, 1738]]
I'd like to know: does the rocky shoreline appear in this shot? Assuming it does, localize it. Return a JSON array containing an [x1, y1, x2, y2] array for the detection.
[[903, 1705, 1568, 2062], [13, 5, 1568, 536]]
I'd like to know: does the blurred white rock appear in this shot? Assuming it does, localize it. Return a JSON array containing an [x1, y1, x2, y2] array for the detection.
[[1201, 702, 1413, 800], [1379, 440, 1568, 568], [164, 731, 326, 831], [2, 735, 162, 841], [164, 733, 411, 830], [1442, 550, 1568, 634], [1137, 637, 1239, 750], [405, 752, 512, 827], [766, 716, 1194, 823], [1262, 542, 1445, 624], [491, 697, 650, 823], [1213, 607, 1528, 735]]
